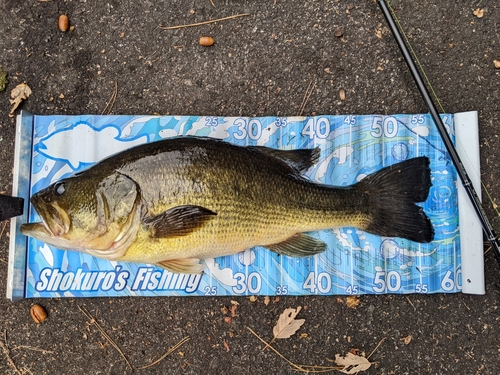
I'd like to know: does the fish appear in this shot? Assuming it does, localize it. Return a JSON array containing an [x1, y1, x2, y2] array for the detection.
[[21, 137, 434, 274]]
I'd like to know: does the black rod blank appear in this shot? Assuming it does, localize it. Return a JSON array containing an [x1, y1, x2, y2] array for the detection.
[[377, 0, 500, 266]]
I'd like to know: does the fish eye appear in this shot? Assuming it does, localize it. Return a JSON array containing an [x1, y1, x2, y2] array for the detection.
[[53, 181, 66, 196]]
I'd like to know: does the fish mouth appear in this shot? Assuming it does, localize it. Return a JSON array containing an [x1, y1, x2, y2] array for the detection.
[[24, 197, 71, 238], [20, 221, 52, 238]]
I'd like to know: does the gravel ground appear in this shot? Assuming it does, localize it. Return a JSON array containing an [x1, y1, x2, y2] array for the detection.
[[1, 1, 499, 374]]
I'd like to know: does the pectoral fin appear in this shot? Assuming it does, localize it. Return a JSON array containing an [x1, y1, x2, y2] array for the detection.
[[145, 205, 216, 238], [266, 233, 327, 257], [156, 258, 205, 274]]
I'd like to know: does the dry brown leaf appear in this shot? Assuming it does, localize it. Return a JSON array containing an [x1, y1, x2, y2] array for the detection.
[[346, 296, 360, 309], [473, 8, 484, 18], [273, 306, 305, 339], [402, 334, 412, 345], [263, 296, 270, 306], [9, 83, 32, 117], [334, 352, 373, 374]]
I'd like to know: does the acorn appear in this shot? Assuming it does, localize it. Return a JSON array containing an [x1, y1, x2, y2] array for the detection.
[[58, 14, 69, 32], [30, 304, 48, 323], [199, 36, 215, 47]]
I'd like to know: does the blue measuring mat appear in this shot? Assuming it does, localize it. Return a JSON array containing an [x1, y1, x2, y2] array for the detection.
[[8, 112, 473, 299]]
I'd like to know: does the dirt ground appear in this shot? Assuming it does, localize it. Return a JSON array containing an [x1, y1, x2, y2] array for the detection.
[[1, 1, 499, 374]]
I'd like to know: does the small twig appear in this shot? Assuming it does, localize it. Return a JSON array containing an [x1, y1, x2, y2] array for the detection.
[[12, 345, 55, 354], [1, 331, 22, 375], [0, 220, 8, 240], [297, 80, 316, 116], [78, 306, 133, 370], [209, 0, 215, 7], [137, 336, 190, 370], [159, 13, 251, 30], [367, 337, 386, 360], [406, 296, 416, 311], [101, 81, 118, 115]]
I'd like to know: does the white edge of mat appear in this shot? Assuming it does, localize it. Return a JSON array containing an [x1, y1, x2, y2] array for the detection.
[[455, 111, 485, 294]]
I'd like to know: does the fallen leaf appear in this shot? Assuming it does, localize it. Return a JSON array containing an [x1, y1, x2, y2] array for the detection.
[[248, 296, 257, 302], [473, 8, 484, 18], [334, 352, 373, 374], [273, 307, 305, 339], [263, 296, 270, 306], [230, 300, 239, 306], [9, 83, 32, 117], [346, 296, 360, 309], [402, 334, 412, 345]]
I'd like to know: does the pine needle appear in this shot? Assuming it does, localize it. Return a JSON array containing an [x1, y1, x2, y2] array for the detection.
[[297, 80, 316, 116], [0, 221, 8, 241], [247, 327, 307, 372], [367, 337, 386, 360], [101, 81, 118, 115], [137, 336, 190, 370], [248, 326, 344, 373], [1, 331, 22, 375], [78, 306, 133, 371], [159, 14, 251, 30], [12, 345, 55, 354]]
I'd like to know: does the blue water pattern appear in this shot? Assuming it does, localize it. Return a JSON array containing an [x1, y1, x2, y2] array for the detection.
[[24, 114, 461, 298]]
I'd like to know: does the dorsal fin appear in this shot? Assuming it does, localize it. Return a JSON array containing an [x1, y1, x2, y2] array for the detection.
[[250, 146, 320, 173]]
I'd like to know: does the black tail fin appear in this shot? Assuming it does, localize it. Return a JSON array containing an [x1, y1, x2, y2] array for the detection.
[[357, 157, 434, 243]]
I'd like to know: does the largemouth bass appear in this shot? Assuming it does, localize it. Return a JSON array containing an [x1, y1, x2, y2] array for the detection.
[[21, 137, 434, 274]]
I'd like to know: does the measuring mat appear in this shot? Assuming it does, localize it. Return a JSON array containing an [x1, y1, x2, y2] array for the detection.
[[7, 111, 483, 300]]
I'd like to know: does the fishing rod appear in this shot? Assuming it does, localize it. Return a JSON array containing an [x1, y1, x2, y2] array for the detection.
[[377, 0, 500, 267]]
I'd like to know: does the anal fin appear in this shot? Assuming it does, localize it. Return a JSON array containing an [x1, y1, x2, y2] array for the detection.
[[156, 258, 205, 274], [266, 233, 327, 257]]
